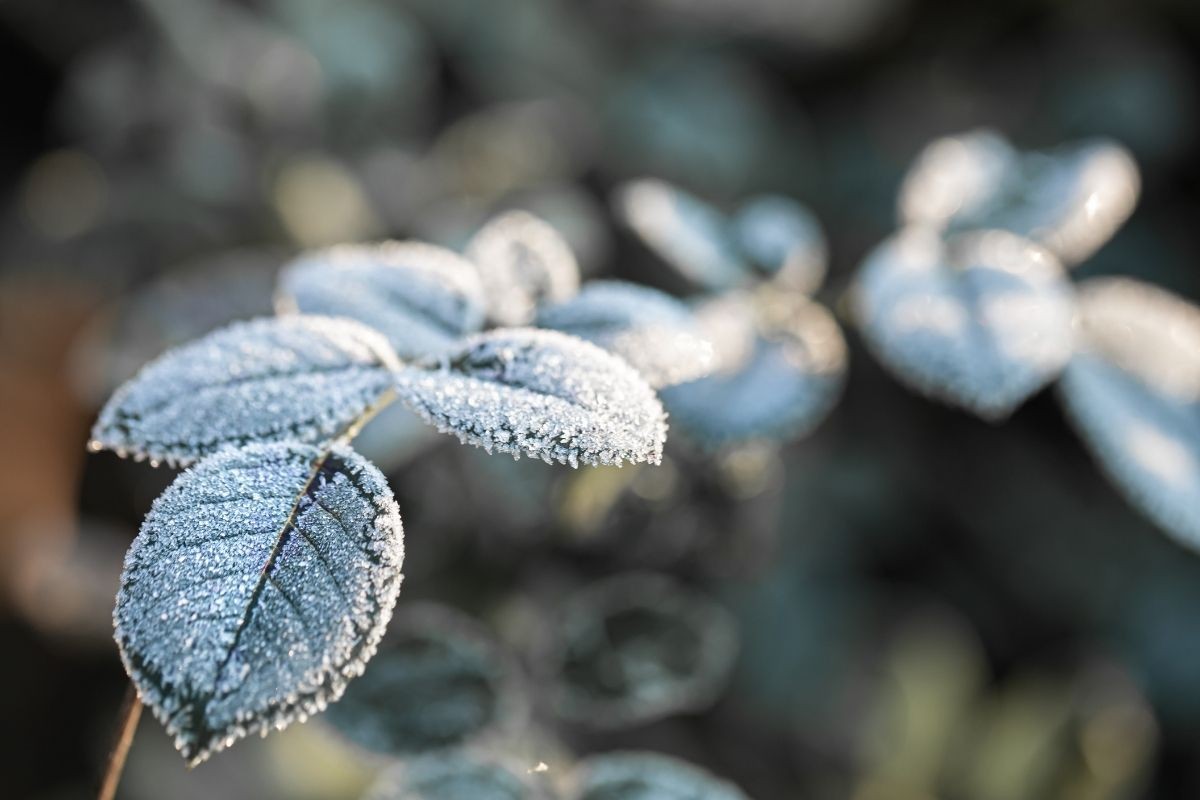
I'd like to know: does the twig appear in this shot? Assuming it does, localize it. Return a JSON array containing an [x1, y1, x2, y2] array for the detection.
[[98, 684, 143, 800]]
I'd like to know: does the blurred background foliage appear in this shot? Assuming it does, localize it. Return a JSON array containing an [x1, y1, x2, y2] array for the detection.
[[2, 0, 1200, 797]]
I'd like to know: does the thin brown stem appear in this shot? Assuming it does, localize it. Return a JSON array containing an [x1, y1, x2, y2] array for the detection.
[[98, 684, 142, 800]]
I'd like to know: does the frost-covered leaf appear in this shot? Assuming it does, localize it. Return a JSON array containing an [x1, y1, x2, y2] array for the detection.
[[613, 179, 750, 292], [542, 573, 738, 729], [465, 210, 580, 326], [277, 242, 486, 360], [535, 280, 714, 388], [1059, 278, 1200, 550], [324, 604, 527, 756], [899, 129, 1140, 266], [394, 328, 667, 467], [362, 752, 551, 800], [566, 752, 749, 800], [731, 194, 827, 294], [91, 315, 400, 467], [113, 441, 404, 765], [661, 291, 846, 447], [855, 228, 1074, 419]]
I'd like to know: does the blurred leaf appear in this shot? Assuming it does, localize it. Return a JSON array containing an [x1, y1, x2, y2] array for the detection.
[[361, 751, 553, 800], [731, 194, 827, 295], [566, 752, 749, 800]]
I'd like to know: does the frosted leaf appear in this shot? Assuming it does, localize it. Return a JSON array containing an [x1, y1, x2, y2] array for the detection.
[[465, 210, 581, 326], [731, 194, 828, 295], [91, 315, 400, 467], [394, 328, 667, 467], [613, 178, 750, 292], [566, 752, 749, 800], [1059, 278, 1200, 550], [542, 573, 738, 729], [535, 280, 715, 388], [362, 752, 550, 800], [661, 291, 847, 447], [276, 242, 486, 360], [854, 228, 1074, 419], [113, 441, 405, 765], [900, 130, 1140, 266], [324, 604, 527, 756]]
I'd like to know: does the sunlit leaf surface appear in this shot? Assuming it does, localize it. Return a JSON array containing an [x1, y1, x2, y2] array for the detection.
[[544, 573, 738, 728], [567, 752, 749, 800], [91, 316, 400, 467], [854, 228, 1074, 419], [536, 280, 715, 388], [362, 752, 548, 800], [466, 210, 581, 326], [394, 328, 667, 467], [277, 242, 486, 360], [324, 604, 527, 756], [731, 194, 827, 294], [1059, 278, 1200, 550], [113, 441, 404, 765]]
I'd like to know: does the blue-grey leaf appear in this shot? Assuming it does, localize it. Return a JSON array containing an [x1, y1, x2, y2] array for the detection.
[[661, 291, 846, 447], [900, 130, 1140, 266], [277, 242, 486, 360], [731, 194, 827, 295], [612, 179, 750, 292], [567, 752, 749, 800], [362, 752, 550, 800], [113, 441, 405, 765], [543, 573, 738, 729], [466, 211, 581, 326], [854, 228, 1074, 419], [90, 315, 400, 467], [1059, 278, 1200, 550], [394, 328, 667, 467], [535, 280, 714, 388], [324, 604, 527, 756]]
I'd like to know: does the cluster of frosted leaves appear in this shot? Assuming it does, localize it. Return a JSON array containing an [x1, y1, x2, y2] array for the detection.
[[91, 315, 400, 467], [731, 194, 828, 294], [277, 242, 486, 360], [362, 752, 551, 800], [545, 573, 738, 729], [1059, 278, 1200, 550], [113, 442, 405, 765], [535, 280, 715, 388], [324, 604, 527, 756], [465, 211, 581, 326], [854, 227, 1075, 420], [661, 291, 847, 447], [394, 329, 667, 467], [899, 129, 1140, 266], [613, 179, 748, 292], [565, 752, 749, 800]]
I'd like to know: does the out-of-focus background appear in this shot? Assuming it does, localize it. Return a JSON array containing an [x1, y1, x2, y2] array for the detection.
[[2, 0, 1200, 798]]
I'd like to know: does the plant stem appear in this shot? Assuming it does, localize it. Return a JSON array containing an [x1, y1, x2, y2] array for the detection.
[[98, 684, 142, 800]]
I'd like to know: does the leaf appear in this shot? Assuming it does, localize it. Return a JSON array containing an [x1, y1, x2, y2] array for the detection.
[[542, 573, 738, 729], [324, 604, 527, 756], [899, 129, 1140, 266], [276, 242, 486, 360], [535, 280, 715, 388], [90, 315, 400, 467], [612, 178, 750, 292], [113, 441, 404, 765], [465, 210, 581, 326], [362, 752, 550, 800], [1059, 278, 1200, 550], [567, 752, 749, 800], [661, 290, 846, 447], [853, 228, 1074, 419], [394, 328, 668, 467], [731, 194, 827, 294]]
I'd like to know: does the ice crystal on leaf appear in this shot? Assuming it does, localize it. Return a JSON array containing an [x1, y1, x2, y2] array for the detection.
[[567, 752, 749, 800], [113, 441, 404, 766], [91, 315, 400, 467], [324, 604, 527, 756], [394, 328, 668, 467], [535, 280, 715, 388], [1059, 278, 1200, 550], [276, 241, 486, 360], [854, 228, 1074, 420], [465, 210, 580, 326], [731, 194, 828, 295], [362, 752, 547, 800]]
